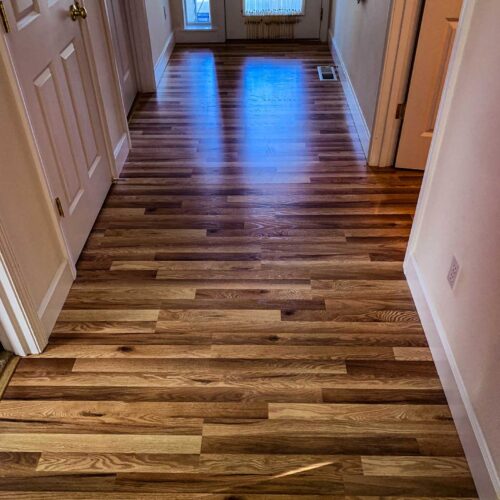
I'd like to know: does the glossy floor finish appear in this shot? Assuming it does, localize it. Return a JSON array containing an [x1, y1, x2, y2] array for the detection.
[[0, 44, 476, 498]]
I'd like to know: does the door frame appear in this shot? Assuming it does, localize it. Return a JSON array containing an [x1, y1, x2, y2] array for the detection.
[[0, 222, 46, 356], [118, 0, 156, 92], [318, 0, 331, 42], [104, 0, 140, 112], [368, 0, 424, 167]]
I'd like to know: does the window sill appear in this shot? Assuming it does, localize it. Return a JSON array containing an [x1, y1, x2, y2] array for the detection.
[[243, 13, 304, 17], [182, 25, 218, 32]]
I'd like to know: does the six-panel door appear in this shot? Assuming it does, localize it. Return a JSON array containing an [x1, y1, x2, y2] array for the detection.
[[4, 0, 112, 263]]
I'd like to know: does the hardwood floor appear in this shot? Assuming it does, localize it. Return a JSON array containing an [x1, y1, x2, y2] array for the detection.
[[0, 43, 477, 498]]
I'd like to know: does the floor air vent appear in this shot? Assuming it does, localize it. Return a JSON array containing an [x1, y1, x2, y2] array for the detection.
[[317, 66, 338, 81]]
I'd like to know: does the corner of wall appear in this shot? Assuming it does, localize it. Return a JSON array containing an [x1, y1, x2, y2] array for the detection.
[[154, 30, 176, 86], [328, 30, 371, 159]]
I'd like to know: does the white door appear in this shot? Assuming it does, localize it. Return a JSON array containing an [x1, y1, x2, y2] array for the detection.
[[226, 0, 326, 40], [106, 0, 137, 114], [396, 0, 463, 170], [3, 0, 113, 263]]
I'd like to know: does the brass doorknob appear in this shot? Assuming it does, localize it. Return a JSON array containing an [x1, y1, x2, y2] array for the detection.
[[69, 1, 87, 21]]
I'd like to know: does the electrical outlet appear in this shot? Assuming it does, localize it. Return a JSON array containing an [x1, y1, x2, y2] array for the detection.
[[447, 256, 460, 290]]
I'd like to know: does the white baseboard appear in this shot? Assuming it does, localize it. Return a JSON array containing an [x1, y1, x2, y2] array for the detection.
[[113, 132, 129, 177], [38, 261, 73, 351], [404, 253, 499, 499], [328, 30, 371, 159], [154, 32, 175, 86]]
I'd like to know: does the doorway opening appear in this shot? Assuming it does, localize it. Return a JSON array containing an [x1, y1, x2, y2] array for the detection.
[[369, 0, 464, 171]]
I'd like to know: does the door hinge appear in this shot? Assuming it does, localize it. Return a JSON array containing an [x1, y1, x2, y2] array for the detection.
[[396, 102, 406, 120], [320, 7, 324, 21], [55, 197, 65, 218], [0, 1, 11, 34]]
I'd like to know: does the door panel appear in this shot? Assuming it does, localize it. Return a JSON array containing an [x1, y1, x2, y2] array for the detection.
[[107, 0, 137, 114], [4, 0, 112, 263], [11, 0, 39, 26], [226, 0, 324, 40], [33, 65, 84, 208], [396, 0, 463, 170], [60, 42, 100, 173]]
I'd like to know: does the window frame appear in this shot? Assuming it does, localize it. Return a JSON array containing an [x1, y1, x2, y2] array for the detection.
[[182, 0, 213, 29], [242, 0, 306, 17]]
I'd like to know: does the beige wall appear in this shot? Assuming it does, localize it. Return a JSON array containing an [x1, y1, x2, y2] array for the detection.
[[330, 0, 391, 131], [145, 0, 174, 68], [410, 0, 500, 482]]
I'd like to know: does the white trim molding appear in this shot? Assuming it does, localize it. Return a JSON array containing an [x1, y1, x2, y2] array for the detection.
[[113, 132, 130, 177], [328, 30, 370, 158], [0, 223, 46, 356], [0, 259, 41, 356]]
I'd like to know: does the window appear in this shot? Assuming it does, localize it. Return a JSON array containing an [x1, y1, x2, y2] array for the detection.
[[243, 0, 305, 17], [183, 0, 212, 28]]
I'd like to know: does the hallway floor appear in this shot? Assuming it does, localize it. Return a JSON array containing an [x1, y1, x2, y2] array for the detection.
[[0, 44, 476, 498]]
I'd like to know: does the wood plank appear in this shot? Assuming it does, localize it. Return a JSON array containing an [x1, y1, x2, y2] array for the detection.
[[0, 434, 201, 454], [0, 400, 269, 420], [361, 456, 472, 477], [268, 403, 452, 422]]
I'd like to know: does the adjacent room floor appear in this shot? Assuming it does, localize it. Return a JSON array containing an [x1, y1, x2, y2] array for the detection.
[[0, 43, 477, 498]]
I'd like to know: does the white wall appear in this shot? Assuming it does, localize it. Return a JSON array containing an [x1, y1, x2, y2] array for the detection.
[[144, 0, 175, 84], [408, 0, 500, 494], [330, 0, 391, 132]]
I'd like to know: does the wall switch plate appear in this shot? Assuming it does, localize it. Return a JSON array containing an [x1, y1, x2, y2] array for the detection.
[[447, 256, 460, 290]]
